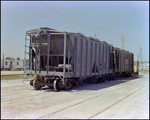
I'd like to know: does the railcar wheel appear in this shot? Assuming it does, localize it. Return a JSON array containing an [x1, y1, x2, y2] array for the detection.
[[33, 79, 42, 90], [73, 79, 78, 86], [94, 78, 100, 83], [112, 74, 116, 80], [30, 79, 34, 86], [53, 79, 60, 92], [48, 86, 53, 89], [128, 73, 130, 77], [107, 75, 111, 81], [109, 74, 113, 81], [130, 73, 133, 77], [66, 79, 75, 90], [116, 74, 119, 78], [102, 76, 106, 83], [99, 77, 103, 83]]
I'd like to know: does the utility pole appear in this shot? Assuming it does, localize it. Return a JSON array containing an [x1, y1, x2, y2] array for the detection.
[[137, 53, 140, 62], [140, 45, 143, 70], [95, 34, 96, 39], [120, 34, 125, 50], [3, 54, 4, 69]]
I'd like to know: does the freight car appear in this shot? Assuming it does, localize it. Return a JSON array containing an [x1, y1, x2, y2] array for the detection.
[[24, 27, 134, 92]]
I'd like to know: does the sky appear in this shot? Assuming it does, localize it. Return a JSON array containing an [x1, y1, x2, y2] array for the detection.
[[1, 1, 149, 61]]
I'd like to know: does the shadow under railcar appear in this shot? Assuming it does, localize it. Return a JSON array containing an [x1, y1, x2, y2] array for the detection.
[[40, 75, 142, 92]]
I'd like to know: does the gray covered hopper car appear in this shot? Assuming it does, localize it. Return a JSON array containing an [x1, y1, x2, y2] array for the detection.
[[24, 27, 134, 92], [112, 47, 134, 77]]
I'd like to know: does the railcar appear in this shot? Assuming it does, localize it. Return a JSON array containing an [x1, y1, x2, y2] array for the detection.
[[24, 27, 134, 92], [112, 47, 134, 78]]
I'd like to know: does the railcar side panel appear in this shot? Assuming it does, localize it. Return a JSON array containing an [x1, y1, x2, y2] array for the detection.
[[81, 38, 86, 76], [106, 45, 109, 74], [106, 44, 108, 74], [104, 43, 107, 74], [109, 45, 113, 74], [103, 43, 105, 74], [84, 39, 88, 76], [87, 40, 92, 76], [100, 42, 102, 75], [91, 41, 96, 75], [101, 43, 103, 75], [119, 50, 121, 72], [90, 41, 93, 76], [99, 43, 101, 75], [76, 36, 82, 77], [96, 42, 100, 75], [121, 50, 123, 72], [73, 36, 77, 77], [95, 42, 97, 75], [107, 44, 110, 74]]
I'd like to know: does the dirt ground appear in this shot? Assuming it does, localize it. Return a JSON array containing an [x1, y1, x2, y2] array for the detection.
[[1, 71, 149, 119]]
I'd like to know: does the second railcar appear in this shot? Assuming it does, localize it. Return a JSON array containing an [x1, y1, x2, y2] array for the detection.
[[113, 47, 134, 77]]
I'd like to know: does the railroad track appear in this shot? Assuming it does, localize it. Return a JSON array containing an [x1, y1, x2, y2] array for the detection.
[[1, 76, 138, 103], [1, 74, 148, 119], [88, 84, 148, 119], [36, 83, 147, 119], [1, 76, 145, 103]]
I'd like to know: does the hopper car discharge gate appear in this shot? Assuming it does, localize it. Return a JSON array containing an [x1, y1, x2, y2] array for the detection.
[[24, 27, 134, 92]]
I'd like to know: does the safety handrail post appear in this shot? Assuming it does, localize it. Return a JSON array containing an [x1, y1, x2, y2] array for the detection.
[[31, 35, 32, 71], [24, 34, 27, 77], [47, 34, 50, 74], [63, 33, 66, 77]]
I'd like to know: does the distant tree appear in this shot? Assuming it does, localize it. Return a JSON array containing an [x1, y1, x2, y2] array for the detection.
[[6, 57, 15, 60], [16, 57, 20, 60], [23, 59, 29, 66], [26, 59, 29, 65]]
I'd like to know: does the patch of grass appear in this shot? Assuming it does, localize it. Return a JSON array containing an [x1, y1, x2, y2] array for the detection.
[[1, 75, 36, 80]]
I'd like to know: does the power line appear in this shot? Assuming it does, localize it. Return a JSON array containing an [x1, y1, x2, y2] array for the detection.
[[13, 2, 127, 45], [15, 2, 120, 42], [13, 2, 79, 32], [25, 2, 81, 32], [39, 2, 119, 40], [39, 3, 95, 32], [20, 2, 97, 36], [12, 1, 143, 50], [51, 2, 120, 38], [140, 45, 143, 70], [137, 53, 140, 62], [41, 3, 122, 41]]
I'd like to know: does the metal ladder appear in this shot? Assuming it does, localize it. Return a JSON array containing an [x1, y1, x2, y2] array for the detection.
[[24, 35, 40, 75]]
